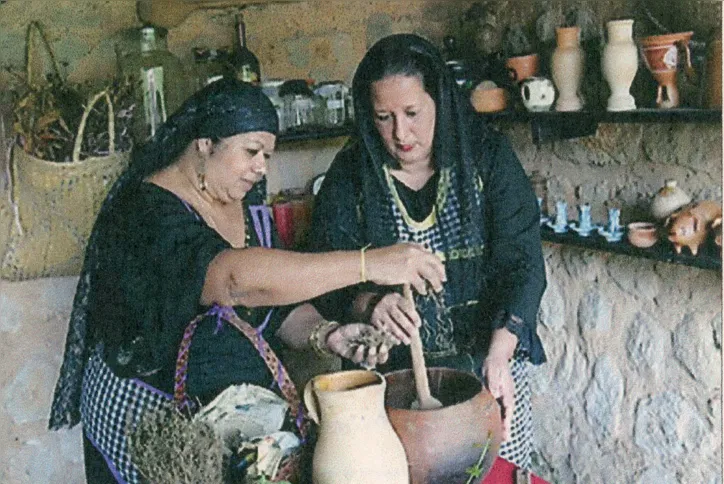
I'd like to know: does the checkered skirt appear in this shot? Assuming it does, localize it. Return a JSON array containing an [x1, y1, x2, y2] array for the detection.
[[80, 346, 171, 483]]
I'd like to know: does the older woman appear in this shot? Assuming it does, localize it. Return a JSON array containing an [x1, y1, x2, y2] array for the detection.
[[309, 34, 547, 471], [48, 78, 445, 483]]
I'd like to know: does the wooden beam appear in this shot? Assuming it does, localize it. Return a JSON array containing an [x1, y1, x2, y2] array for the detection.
[[137, 0, 303, 29]]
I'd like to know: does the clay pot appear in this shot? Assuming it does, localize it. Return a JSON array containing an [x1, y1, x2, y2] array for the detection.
[[602, 19, 638, 111], [651, 179, 692, 220], [627, 222, 658, 248], [304, 370, 409, 484], [384, 368, 504, 484], [470, 84, 507, 113], [505, 53, 539, 83], [639, 31, 694, 108]]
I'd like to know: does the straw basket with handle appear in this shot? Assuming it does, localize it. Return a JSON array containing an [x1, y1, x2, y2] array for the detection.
[[1, 90, 130, 281]]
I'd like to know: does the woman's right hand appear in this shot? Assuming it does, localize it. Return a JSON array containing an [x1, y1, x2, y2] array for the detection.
[[365, 243, 446, 294], [368, 292, 419, 345]]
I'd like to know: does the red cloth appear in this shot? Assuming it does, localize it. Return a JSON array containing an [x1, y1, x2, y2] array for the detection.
[[482, 457, 550, 484]]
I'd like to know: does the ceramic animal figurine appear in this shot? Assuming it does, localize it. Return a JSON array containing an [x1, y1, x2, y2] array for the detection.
[[666, 200, 722, 255], [712, 216, 722, 248]]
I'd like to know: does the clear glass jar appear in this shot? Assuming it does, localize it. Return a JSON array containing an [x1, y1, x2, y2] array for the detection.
[[314, 81, 348, 127], [261, 79, 286, 131], [279, 79, 318, 131]]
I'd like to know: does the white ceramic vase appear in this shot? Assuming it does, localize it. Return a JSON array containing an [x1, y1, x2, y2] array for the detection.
[[551, 26, 584, 111], [602, 19, 638, 111]]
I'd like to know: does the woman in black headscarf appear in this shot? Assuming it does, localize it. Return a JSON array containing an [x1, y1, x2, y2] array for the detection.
[[47, 78, 445, 483], [309, 34, 547, 470]]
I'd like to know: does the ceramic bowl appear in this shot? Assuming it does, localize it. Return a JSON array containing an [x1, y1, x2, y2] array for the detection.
[[627, 222, 658, 248], [470, 86, 507, 113]]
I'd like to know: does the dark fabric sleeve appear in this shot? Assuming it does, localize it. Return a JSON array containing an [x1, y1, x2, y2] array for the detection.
[[306, 146, 375, 322], [96, 184, 230, 379], [481, 133, 547, 361]]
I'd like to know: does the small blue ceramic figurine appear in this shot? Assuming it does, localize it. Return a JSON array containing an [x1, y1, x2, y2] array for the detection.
[[538, 197, 549, 226], [547, 200, 569, 233], [598, 207, 624, 242], [570, 203, 598, 236]]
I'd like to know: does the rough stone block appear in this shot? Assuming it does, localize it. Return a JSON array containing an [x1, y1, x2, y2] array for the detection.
[[584, 355, 623, 443], [578, 288, 613, 333], [626, 312, 668, 376], [673, 313, 721, 388], [634, 391, 708, 458]]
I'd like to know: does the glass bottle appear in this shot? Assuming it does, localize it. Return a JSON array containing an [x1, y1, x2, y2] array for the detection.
[[232, 13, 261, 85], [193, 47, 232, 91], [119, 26, 189, 143]]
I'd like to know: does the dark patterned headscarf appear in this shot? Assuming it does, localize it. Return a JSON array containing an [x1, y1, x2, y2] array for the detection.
[[49, 78, 278, 430], [310, 34, 495, 325]]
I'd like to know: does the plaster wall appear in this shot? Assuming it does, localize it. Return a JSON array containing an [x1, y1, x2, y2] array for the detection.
[[0, 1, 721, 483]]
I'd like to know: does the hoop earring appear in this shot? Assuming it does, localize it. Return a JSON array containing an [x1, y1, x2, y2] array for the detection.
[[197, 172, 207, 191], [196, 153, 207, 191]]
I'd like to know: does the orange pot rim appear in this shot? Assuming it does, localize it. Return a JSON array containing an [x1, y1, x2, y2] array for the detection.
[[639, 31, 694, 47]]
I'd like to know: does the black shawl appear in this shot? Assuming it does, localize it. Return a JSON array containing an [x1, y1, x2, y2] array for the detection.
[[309, 34, 546, 370], [49, 78, 279, 430]]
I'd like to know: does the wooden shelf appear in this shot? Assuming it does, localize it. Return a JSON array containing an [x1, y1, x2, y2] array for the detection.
[[278, 124, 352, 143], [541, 225, 721, 271], [477, 108, 722, 144]]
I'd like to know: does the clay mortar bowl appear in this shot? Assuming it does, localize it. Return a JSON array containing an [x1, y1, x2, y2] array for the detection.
[[384, 368, 504, 484], [627, 222, 658, 248]]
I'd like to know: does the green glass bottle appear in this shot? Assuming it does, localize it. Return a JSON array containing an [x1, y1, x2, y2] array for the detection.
[[232, 14, 261, 85]]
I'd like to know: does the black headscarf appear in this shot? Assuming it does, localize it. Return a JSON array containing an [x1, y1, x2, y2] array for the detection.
[[311, 34, 546, 369], [49, 78, 278, 430], [345, 33, 488, 249]]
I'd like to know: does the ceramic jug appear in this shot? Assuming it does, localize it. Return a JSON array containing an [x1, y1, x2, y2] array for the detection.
[[602, 19, 638, 111], [551, 26, 584, 111], [520, 76, 555, 111], [304, 370, 409, 484]]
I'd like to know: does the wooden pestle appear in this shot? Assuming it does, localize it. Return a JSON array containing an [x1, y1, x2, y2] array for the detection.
[[404, 284, 443, 410]]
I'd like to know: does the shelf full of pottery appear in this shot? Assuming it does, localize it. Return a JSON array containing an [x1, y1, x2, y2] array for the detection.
[[466, 18, 721, 120], [538, 180, 722, 272]]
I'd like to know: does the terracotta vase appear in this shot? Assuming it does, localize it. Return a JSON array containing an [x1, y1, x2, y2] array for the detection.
[[706, 29, 722, 109], [639, 31, 694, 108], [384, 368, 504, 484], [505, 53, 539, 83], [551, 26, 584, 111], [602, 19, 638, 111], [304, 370, 409, 484]]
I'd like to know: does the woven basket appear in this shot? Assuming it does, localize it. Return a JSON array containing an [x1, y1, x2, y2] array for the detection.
[[0, 90, 129, 281]]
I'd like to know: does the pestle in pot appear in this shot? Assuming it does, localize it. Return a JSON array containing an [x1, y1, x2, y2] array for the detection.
[[404, 284, 443, 410]]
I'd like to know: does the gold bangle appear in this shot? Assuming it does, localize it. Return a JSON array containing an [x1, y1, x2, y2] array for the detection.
[[309, 321, 340, 357], [360, 244, 371, 283]]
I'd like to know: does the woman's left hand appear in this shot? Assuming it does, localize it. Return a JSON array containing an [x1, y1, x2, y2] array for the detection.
[[483, 327, 519, 441], [326, 323, 400, 368], [482, 356, 515, 441]]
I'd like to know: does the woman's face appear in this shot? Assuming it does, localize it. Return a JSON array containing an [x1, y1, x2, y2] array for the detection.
[[202, 131, 276, 203], [370, 74, 436, 169]]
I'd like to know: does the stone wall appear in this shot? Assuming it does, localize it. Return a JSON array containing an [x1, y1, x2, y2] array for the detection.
[[0, 0, 721, 483], [506, 122, 723, 483]]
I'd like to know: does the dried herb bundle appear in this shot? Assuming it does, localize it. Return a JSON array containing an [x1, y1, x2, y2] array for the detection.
[[127, 403, 225, 484], [8, 21, 136, 162]]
